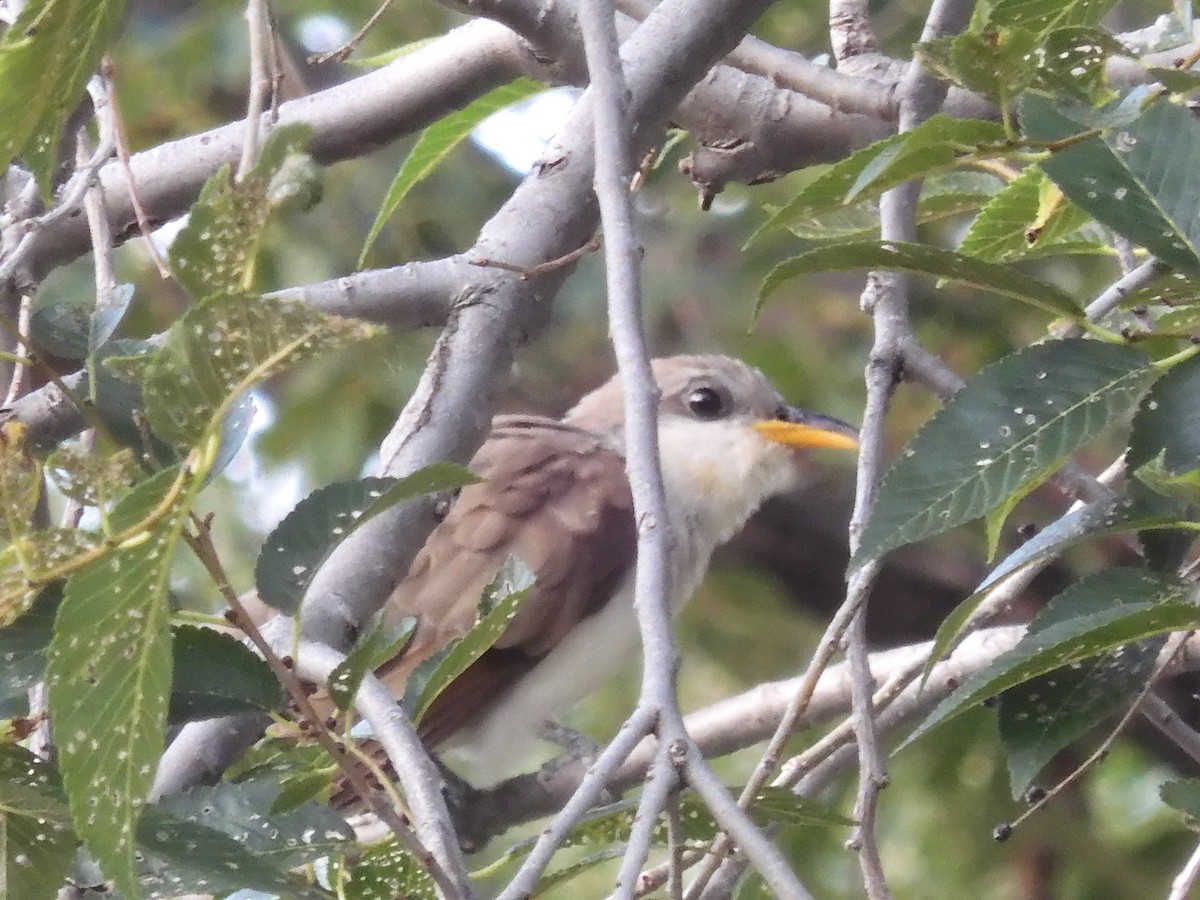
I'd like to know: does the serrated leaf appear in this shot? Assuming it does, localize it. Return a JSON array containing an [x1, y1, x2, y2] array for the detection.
[[30, 283, 134, 359], [46, 469, 193, 897], [999, 636, 1161, 797], [135, 802, 335, 899], [170, 124, 314, 300], [985, 0, 1119, 34], [409, 556, 536, 722], [1024, 96, 1200, 272], [359, 77, 543, 266], [0, 422, 40, 546], [918, 28, 1038, 104], [853, 340, 1154, 571], [155, 779, 352, 868], [1161, 778, 1200, 820], [0, 528, 97, 628], [141, 291, 378, 449], [925, 487, 1191, 682], [976, 493, 1191, 598], [758, 241, 1083, 320], [0, 0, 126, 195], [1033, 27, 1126, 106], [258, 465, 477, 615], [906, 568, 1196, 745], [845, 117, 1008, 204], [782, 172, 1002, 241], [0, 746, 76, 900], [45, 445, 138, 506], [752, 117, 1006, 242], [329, 616, 417, 714], [1129, 353, 1200, 474], [334, 836, 437, 900], [959, 166, 1091, 262], [168, 625, 281, 723]]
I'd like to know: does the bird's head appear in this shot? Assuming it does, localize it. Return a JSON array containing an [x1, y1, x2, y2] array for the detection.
[[565, 355, 858, 546]]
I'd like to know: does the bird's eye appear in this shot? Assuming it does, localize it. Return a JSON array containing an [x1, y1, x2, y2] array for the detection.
[[687, 386, 727, 420]]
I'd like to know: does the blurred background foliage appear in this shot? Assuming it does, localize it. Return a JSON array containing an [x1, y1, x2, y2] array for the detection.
[[34, 0, 1199, 895]]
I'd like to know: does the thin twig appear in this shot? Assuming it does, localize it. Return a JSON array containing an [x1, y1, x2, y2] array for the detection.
[[610, 746, 679, 898], [239, 0, 273, 178], [495, 708, 658, 900], [469, 235, 602, 280], [95, 59, 172, 278], [291, 642, 475, 900], [309, 0, 394, 64], [1139, 692, 1200, 767]]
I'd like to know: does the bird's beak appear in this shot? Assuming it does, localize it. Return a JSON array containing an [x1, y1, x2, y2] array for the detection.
[[752, 408, 859, 452]]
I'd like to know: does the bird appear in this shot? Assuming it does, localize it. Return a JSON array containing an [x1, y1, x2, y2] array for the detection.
[[337, 354, 858, 788]]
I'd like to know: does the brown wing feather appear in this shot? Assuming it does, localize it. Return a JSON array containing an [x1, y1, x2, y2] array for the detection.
[[372, 414, 637, 747]]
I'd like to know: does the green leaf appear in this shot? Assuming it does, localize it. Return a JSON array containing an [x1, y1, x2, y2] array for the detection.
[[1129, 353, 1200, 473], [984, 0, 1119, 34], [0, 746, 76, 900], [1033, 27, 1126, 106], [136, 802, 335, 899], [409, 556, 536, 722], [258, 465, 477, 615], [359, 77, 543, 267], [45, 469, 192, 897], [168, 625, 281, 723], [1161, 778, 1200, 820], [1120, 270, 1200, 311], [154, 779, 353, 868], [45, 445, 138, 507], [853, 340, 1155, 571], [1024, 96, 1200, 272], [1156, 305, 1200, 332], [758, 241, 1083, 321], [170, 124, 314, 300], [30, 283, 134, 359], [0, 528, 97, 628], [999, 636, 1160, 797], [0, 0, 126, 195], [752, 117, 1006, 241], [977, 493, 1192, 598], [906, 568, 1196, 745], [924, 486, 1192, 682], [531, 849, 627, 897], [958, 166, 1091, 262], [918, 28, 1038, 105], [783, 171, 1004, 241], [141, 291, 378, 450], [334, 836, 437, 900], [329, 616, 417, 714]]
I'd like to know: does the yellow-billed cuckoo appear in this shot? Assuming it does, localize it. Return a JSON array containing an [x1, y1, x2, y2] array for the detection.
[[333, 360, 859, 796], [346, 355, 857, 782]]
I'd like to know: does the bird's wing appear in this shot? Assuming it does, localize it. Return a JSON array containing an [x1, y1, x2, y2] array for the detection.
[[374, 414, 637, 745]]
